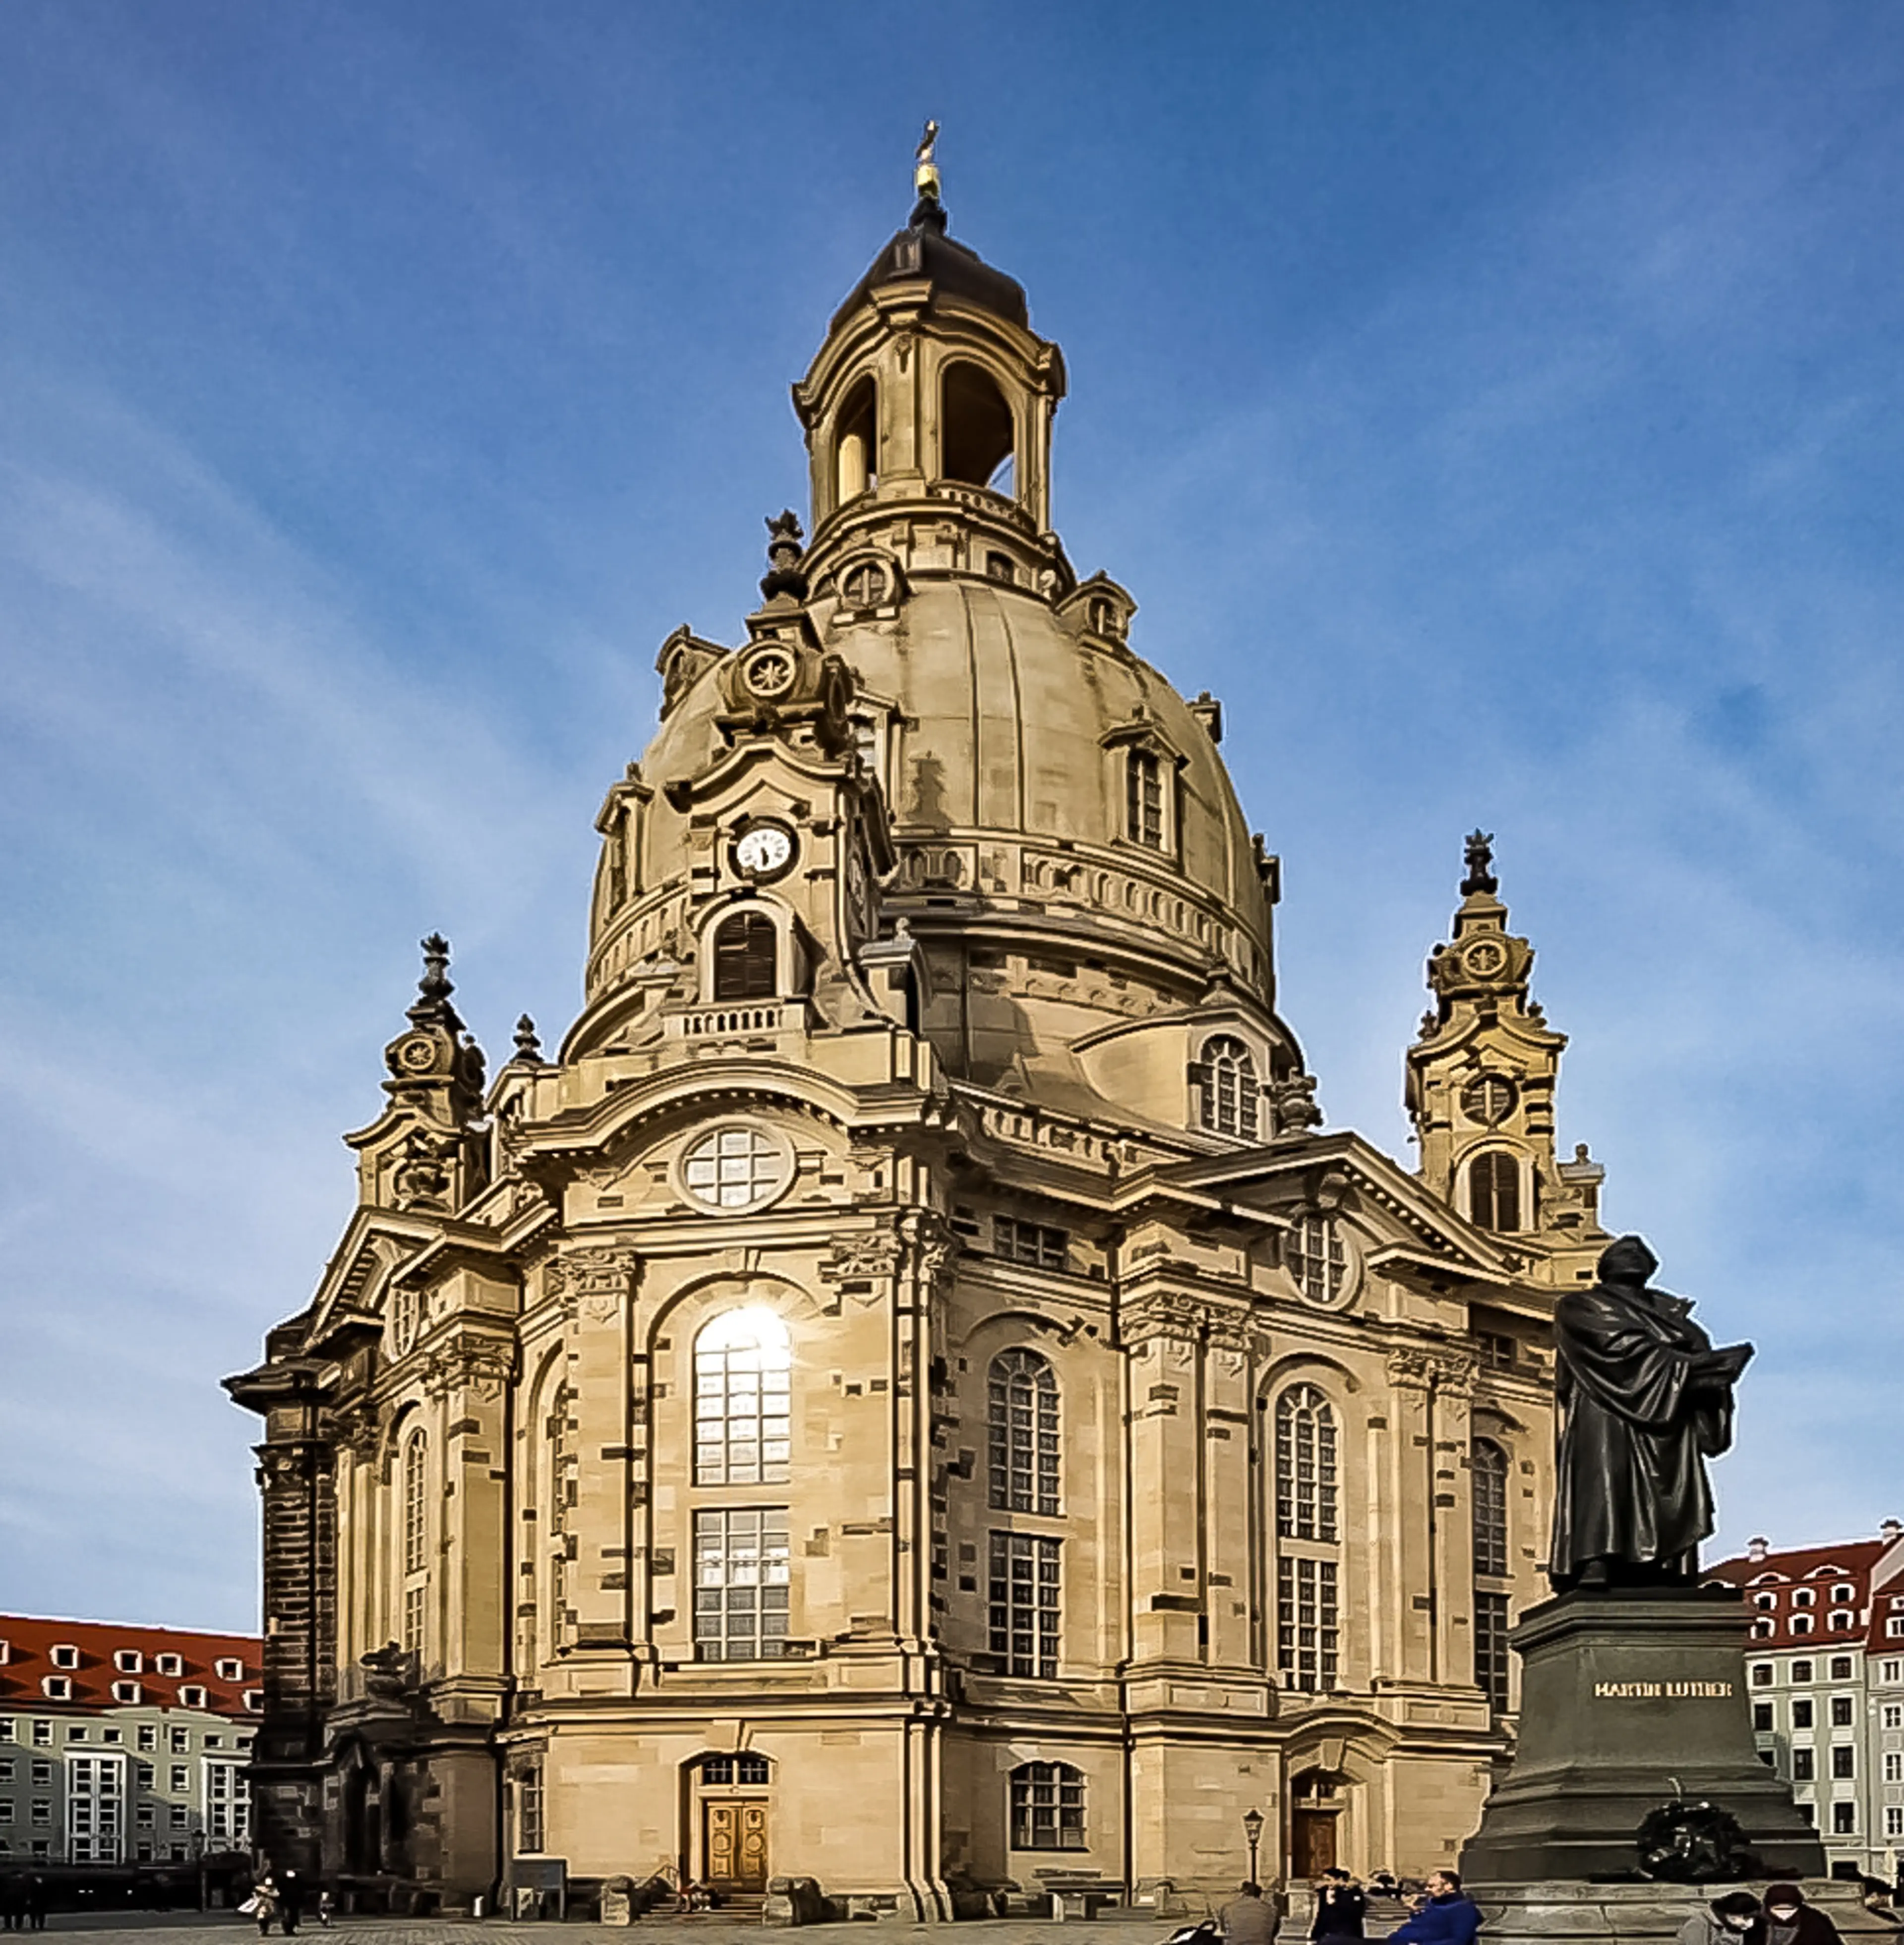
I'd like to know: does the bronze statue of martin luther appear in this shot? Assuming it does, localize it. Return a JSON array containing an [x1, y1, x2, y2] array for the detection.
[[1549, 1235, 1755, 1592]]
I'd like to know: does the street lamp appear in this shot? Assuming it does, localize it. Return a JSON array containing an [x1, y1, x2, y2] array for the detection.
[[1241, 1808, 1264, 1888], [188, 1828, 207, 1913]]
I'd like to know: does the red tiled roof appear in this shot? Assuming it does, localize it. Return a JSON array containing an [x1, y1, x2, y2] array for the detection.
[[0, 1613, 262, 1719], [1708, 1539, 1886, 1651]]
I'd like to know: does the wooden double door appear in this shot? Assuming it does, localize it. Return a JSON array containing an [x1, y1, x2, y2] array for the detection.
[[704, 1800, 769, 1890], [1291, 1807, 1338, 1878]]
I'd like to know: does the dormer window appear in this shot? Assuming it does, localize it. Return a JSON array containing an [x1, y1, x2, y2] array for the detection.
[[154, 1653, 182, 1678], [1195, 1037, 1258, 1139], [244, 1691, 264, 1713], [49, 1646, 78, 1671], [111, 1681, 141, 1705], [985, 551, 1016, 585], [1832, 1584, 1856, 1604], [214, 1658, 244, 1682], [178, 1685, 208, 1709], [41, 1677, 71, 1702], [113, 1651, 142, 1675], [1793, 1587, 1815, 1608], [712, 910, 778, 1002], [1126, 751, 1164, 849]]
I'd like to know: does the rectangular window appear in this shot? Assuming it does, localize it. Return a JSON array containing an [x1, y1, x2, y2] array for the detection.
[[1792, 1749, 1815, 1780], [992, 1217, 1069, 1272], [0, 1761, 10, 1783], [518, 1767, 544, 1855], [1474, 1592, 1510, 1711], [137, 1725, 155, 1753], [31, 1763, 51, 1788], [170, 1765, 188, 1792], [1793, 1660, 1815, 1682], [1830, 1696, 1853, 1727], [30, 1803, 49, 1827], [1831, 1745, 1854, 1779], [692, 1507, 790, 1662], [136, 1806, 154, 1830], [136, 1764, 154, 1789], [1751, 1663, 1774, 1688], [1889, 1616, 1904, 1638], [1832, 1801, 1856, 1835], [1010, 1763, 1085, 1851], [31, 1723, 51, 1748], [988, 1532, 1061, 1679], [1887, 1807, 1904, 1840], [402, 1584, 426, 1657], [170, 1728, 188, 1755], [1752, 1704, 1774, 1732], [1792, 1699, 1814, 1728], [1126, 750, 1164, 848], [1886, 1703, 1904, 1731], [0, 1806, 10, 1825], [988, 1355, 1061, 1517], [1477, 1332, 1516, 1372], [1882, 1752, 1902, 1784], [1883, 1659, 1903, 1684], [0, 1720, 11, 1742], [205, 1762, 248, 1845], [169, 1804, 188, 1830], [1277, 1554, 1340, 1693]]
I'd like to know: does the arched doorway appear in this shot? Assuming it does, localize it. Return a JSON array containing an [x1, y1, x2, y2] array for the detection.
[[1289, 1769, 1344, 1879]]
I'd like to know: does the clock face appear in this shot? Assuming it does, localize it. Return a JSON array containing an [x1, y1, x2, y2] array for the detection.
[[734, 822, 795, 879]]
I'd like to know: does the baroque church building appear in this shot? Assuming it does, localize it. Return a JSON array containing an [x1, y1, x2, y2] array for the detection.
[[228, 165, 1613, 1918]]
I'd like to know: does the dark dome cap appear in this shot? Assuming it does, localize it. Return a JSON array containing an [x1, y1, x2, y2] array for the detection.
[[831, 210, 1029, 335]]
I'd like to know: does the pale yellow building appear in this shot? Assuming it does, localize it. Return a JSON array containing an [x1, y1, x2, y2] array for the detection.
[[228, 175, 1612, 1919]]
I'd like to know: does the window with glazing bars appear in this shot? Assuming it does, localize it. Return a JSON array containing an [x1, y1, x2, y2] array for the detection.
[[517, 1766, 544, 1854], [989, 1532, 1060, 1678], [712, 911, 777, 1001], [403, 1431, 428, 1575], [988, 1350, 1060, 1515], [1126, 750, 1163, 848], [1277, 1555, 1339, 1692], [1471, 1440, 1509, 1577], [1468, 1151, 1521, 1232], [700, 1754, 771, 1784], [693, 1507, 790, 1661], [1009, 1762, 1085, 1849], [1475, 1591, 1511, 1710], [993, 1216, 1068, 1271], [694, 1308, 791, 1485], [1286, 1214, 1346, 1304], [1199, 1037, 1258, 1138], [1274, 1386, 1338, 1541]]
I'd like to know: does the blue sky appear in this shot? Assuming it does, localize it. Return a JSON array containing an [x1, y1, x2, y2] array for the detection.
[[1, 2, 1900, 1632]]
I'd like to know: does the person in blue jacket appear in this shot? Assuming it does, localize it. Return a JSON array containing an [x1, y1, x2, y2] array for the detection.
[[1387, 1872, 1480, 1945]]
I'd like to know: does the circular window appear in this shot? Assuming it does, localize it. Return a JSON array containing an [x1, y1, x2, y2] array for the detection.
[[1286, 1212, 1358, 1308], [1462, 939, 1506, 978], [679, 1123, 794, 1213], [741, 648, 796, 700], [1461, 1074, 1518, 1125], [840, 559, 892, 609]]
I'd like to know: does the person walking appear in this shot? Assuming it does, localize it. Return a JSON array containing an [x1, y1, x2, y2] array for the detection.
[[1223, 1882, 1282, 1945], [316, 1888, 335, 1930], [0, 1877, 23, 1934], [250, 1874, 279, 1939], [279, 1868, 305, 1937], [22, 1880, 46, 1936], [1745, 1886, 1842, 1945], [1385, 1871, 1480, 1945], [1678, 1892, 1761, 1945], [1312, 1870, 1368, 1942]]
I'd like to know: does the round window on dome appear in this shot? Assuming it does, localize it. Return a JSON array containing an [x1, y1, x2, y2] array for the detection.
[[1461, 1075, 1517, 1125], [679, 1123, 794, 1213]]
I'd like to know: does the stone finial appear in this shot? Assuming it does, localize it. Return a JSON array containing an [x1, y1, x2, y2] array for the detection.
[[759, 511, 809, 602], [1746, 1535, 1769, 1563], [513, 1014, 542, 1063], [1460, 829, 1499, 898], [406, 933, 461, 1029]]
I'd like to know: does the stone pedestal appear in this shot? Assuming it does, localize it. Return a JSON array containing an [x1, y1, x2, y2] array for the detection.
[[1461, 1586, 1824, 1883]]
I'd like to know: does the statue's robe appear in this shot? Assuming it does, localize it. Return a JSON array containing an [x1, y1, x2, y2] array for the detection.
[[1549, 1277, 1732, 1581]]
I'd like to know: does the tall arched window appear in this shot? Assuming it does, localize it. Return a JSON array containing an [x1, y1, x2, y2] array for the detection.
[[1467, 1150, 1521, 1232], [401, 1428, 429, 1655], [988, 1349, 1060, 1515], [1272, 1385, 1340, 1694], [1472, 1438, 1510, 1710], [713, 911, 777, 1002], [694, 1308, 791, 1486], [834, 376, 877, 503], [1126, 750, 1164, 848], [1198, 1036, 1258, 1138], [940, 361, 1014, 490], [1009, 1762, 1084, 1850]]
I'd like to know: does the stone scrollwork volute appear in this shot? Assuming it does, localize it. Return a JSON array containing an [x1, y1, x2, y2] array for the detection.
[[1386, 1347, 1478, 1395], [820, 1226, 904, 1287], [560, 1245, 640, 1325], [1121, 1293, 1206, 1351], [425, 1338, 517, 1403]]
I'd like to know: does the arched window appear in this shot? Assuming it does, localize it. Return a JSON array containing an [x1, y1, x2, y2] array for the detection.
[[1287, 1213, 1347, 1305], [694, 1308, 791, 1486], [1471, 1440, 1509, 1577], [834, 376, 877, 503], [1275, 1386, 1337, 1542], [1461, 1074, 1517, 1125], [1009, 1761, 1084, 1850], [940, 361, 1014, 490], [401, 1428, 429, 1655], [1198, 1036, 1258, 1139], [712, 910, 777, 1002], [1467, 1151, 1521, 1232], [988, 1350, 1060, 1515]]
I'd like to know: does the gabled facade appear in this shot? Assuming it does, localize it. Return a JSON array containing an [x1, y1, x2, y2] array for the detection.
[[227, 169, 1612, 1918]]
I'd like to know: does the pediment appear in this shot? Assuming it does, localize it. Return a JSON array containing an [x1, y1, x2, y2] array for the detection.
[[303, 1208, 438, 1350]]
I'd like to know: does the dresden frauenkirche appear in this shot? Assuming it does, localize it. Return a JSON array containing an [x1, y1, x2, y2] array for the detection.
[[228, 153, 1615, 1920]]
